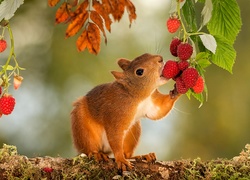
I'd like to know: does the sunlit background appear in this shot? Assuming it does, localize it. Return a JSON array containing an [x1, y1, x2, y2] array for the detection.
[[0, 0, 249, 161]]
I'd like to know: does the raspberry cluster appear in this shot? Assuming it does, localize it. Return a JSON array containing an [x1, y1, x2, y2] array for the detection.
[[162, 38, 204, 94]]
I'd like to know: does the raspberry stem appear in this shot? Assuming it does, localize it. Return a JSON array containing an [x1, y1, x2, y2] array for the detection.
[[176, 1, 188, 42], [0, 23, 25, 96], [176, 1, 207, 42]]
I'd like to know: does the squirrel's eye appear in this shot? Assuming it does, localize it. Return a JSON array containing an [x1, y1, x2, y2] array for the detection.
[[136, 69, 144, 76]]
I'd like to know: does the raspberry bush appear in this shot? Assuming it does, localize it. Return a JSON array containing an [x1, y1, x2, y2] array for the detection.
[[164, 0, 242, 106], [0, 0, 24, 117]]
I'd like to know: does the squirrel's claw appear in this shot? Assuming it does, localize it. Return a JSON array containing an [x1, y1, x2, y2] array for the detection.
[[88, 151, 110, 162], [131, 152, 157, 163], [116, 158, 133, 174]]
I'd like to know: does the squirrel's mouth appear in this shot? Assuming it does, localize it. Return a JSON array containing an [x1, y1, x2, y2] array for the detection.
[[159, 62, 166, 79]]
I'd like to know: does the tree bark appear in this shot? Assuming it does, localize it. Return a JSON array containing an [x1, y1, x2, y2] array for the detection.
[[0, 144, 249, 179]]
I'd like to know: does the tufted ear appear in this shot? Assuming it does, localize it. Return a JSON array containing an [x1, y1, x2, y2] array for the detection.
[[117, 58, 131, 71], [111, 71, 124, 80]]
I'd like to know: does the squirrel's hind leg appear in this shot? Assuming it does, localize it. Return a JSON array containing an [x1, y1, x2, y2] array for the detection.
[[123, 121, 156, 163], [123, 121, 141, 159], [71, 97, 107, 161]]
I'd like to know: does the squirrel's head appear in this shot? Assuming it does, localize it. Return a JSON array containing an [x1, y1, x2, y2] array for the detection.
[[111, 53, 168, 92]]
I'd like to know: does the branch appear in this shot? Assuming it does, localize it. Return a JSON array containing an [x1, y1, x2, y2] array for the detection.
[[0, 144, 249, 179]]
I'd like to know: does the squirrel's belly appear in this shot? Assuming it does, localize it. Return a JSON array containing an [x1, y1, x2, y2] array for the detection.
[[135, 96, 160, 120], [101, 131, 112, 154]]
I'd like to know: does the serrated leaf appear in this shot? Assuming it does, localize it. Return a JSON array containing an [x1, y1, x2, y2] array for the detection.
[[197, 58, 211, 69], [192, 92, 204, 107], [201, 0, 213, 26], [211, 35, 236, 73], [0, 0, 24, 21], [199, 34, 217, 54], [196, 52, 210, 61], [169, 0, 186, 14], [207, 0, 242, 44], [196, 52, 212, 69], [182, 0, 197, 33], [186, 89, 204, 107]]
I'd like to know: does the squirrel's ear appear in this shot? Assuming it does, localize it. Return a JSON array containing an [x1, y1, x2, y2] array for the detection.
[[111, 71, 124, 80], [118, 58, 130, 71]]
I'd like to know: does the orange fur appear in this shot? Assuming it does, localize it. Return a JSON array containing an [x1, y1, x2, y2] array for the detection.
[[70, 53, 181, 171]]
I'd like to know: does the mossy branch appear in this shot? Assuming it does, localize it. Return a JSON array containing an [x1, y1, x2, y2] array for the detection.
[[0, 144, 249, 179]]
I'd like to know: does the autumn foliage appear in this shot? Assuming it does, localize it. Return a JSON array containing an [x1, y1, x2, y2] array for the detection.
[[48, 0, 137, 54]]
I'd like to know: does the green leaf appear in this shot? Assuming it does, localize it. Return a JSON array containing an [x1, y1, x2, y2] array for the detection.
[[2, 65, 14, 70], [207, 0, 242, 44], [169, 0, 186, 14], [186, 89, 204, 107], [196, 52, 212, 69], [199, 34, 217, 54], [182, 0, 198, 33], [192, 92, 204, 107], [0, 0, 24, 21], [201, 0, 213, 26], [211, 35, 236, 73]]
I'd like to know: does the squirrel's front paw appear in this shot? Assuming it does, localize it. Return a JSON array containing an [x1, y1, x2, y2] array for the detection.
[[170, 85, 179, 99]]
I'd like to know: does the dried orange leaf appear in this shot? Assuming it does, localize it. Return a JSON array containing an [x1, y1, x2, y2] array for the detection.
[[87, 23, 101, 55], [110, 0, 125, 21], [90, 10, 107, 44], [67, 0, 78, 7], [66, 11, 88, 38], [102, 0, 112, 14], [48, 0, 60, 7], [74, 0, 89, 15], [55, 2, 71, 24], [76, 30, 88, 52], [125, 0, 137, 26], [93, 0, 112, 32]]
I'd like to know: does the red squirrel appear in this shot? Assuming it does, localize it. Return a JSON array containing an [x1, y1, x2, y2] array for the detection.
[[71, 53, 180, 171]]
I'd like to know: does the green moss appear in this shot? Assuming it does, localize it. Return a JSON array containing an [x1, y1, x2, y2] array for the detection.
[[0, 144, 249, 179]]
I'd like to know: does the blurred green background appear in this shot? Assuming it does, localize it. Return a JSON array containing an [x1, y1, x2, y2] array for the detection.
[[0, 0, 249, 161]]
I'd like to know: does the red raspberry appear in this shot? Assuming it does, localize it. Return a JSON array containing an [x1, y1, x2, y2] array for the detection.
[[175, 77, 188, 94], [182, 68, 199, 88], [162, 60, 180, 79], [192, 76, 204, 93], [177, 43, 193, 61], [170, 38, 181, 57], [166, 17, 181, 33], [178, 61, 189, 71], [43, 167, 53, 173], [0, 39, 7, 53], [0, 95, 16, 115]]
